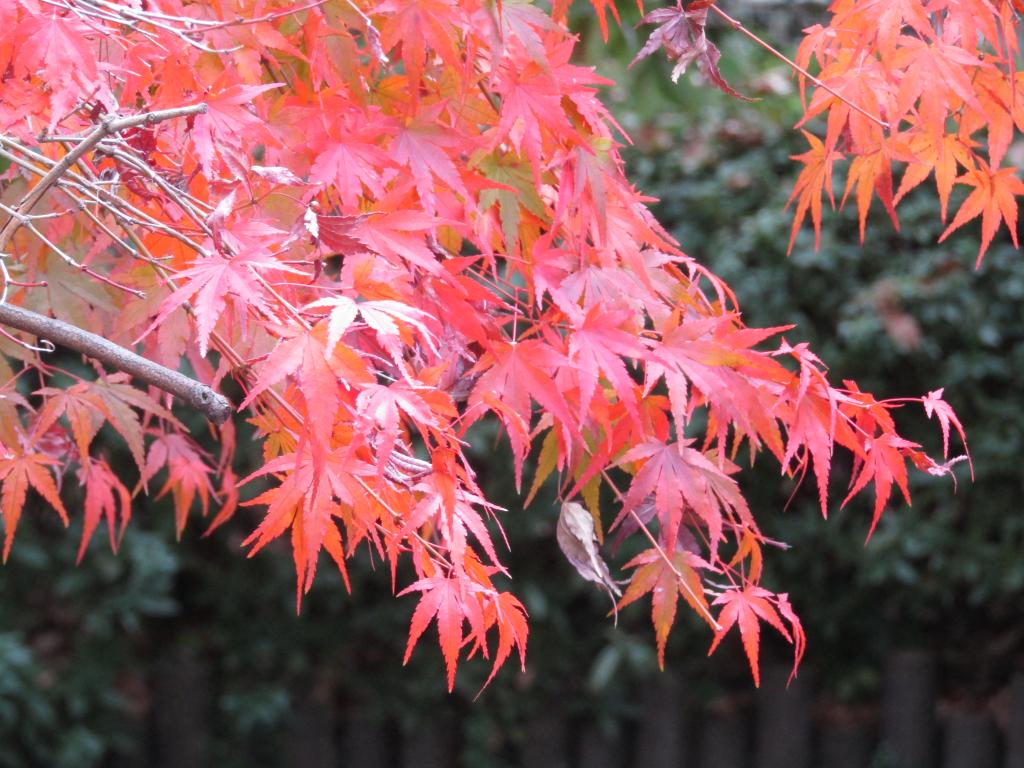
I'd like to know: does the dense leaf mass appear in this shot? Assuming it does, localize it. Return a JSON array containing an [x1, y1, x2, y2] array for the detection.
[[0, 0, 994, 688], [790, 0, 1024, 263]]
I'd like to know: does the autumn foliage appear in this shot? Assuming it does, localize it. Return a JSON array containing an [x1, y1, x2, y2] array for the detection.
[[790, 0, 1024, 262], [0, 0, 1010, 690]]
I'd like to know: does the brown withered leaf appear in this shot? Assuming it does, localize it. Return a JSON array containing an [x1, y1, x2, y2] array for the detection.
[[557, 501, 622, 613], [630, 5, 751, 100]]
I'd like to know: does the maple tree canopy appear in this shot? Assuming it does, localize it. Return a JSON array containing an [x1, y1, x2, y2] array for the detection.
[[0, 0, 1015, 690]]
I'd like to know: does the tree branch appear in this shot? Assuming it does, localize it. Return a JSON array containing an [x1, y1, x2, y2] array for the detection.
[[0, 103, 208, 254], [0, 302, 232, 424]]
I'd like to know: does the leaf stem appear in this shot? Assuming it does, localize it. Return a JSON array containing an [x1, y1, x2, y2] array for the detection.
[[709, 5, 890, 131], [600, 469, 721, 630]]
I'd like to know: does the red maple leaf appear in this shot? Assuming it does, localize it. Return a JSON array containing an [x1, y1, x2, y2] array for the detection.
[[707, 585, 804, 687], [76, 459, 132, 563], [190, 82, 282, 176], [141, 245, 284, 358], [142, 434, 216, 539], [842, 432, 918, 538], [614, 439, 751, 558], [399, 575, 470, 691], [617, 547, 713, 667], [13, 11, 109, 129], [922, 388, 969, 463]]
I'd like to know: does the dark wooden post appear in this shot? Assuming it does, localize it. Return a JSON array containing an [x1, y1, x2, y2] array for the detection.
[[943, 710, 998, 768], [577, 720, 624, 768], [108, 702, 150, 767], [404, 714, 457, 768], [340, 709, 391, 767], [285, 688, 337, 768], [815, 704, 872, 768], [881, 650, 936, 768], [818, 719, 875, 768], [153, 647, 210, 768], [1007, 672, 1024, 768], [521, 705, 571, 768], [634, 671, 690, 768], [695, 706, 749, 768], [755, 664, 811, 768]]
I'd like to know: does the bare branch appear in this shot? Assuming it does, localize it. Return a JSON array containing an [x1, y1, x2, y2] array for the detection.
[[0, 134, 208, 254], [0, 302, 232, 424], [0, 103, 208, 254]]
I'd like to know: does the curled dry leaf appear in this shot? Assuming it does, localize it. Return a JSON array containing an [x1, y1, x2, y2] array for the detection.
[[557, 501, 622, 611], [631, 5, 750, 99]]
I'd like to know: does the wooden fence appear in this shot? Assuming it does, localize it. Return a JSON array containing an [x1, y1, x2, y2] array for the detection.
[[116, 649, 1024, 768]]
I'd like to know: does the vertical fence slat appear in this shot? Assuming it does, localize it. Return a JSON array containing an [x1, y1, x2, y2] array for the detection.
[[634, 672, 689, 768], [755, 664, 811, 768], [521, 707, 570, 768], [943, 711, 998, 768], [153, 648, 210, 768], [285, 690, 337, 768], [577, 721, 624, 768], [108, 707, 148, 768], [340, 710, 391, 768], [405, 715, 456, 768], [695, 709, 749, 768], [818, 722, 875, 768], [1007, 672, 1024, 768], [882, 650, 936, 768]]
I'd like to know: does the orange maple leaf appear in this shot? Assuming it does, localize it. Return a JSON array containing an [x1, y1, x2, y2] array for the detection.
[[786, 131, 842, 253], [617, 547, 713, 668], [0, 450, 69, 560], [841, 144, 899, 242], [939, 162, 1024, 266]]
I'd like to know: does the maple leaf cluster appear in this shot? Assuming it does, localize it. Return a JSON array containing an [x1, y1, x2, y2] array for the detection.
[[790, 0, 1024, 263], [0, 0, 985, 689]]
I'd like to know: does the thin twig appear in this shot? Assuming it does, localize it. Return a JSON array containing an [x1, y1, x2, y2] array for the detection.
[[70, 0, 242, 52], [0, 303, 232, 423], [710, 5, 890, 131], [0, 103, 208, 254], [0, 135, 206, 254], [628, 508, 720, 629], [120, 228, 304, 427], [0, 107, 300, 428], [198, 0, 329, 32], [90, 143, 211, 225], [10, 215, 145, 298], [600, 469, 721, 629]]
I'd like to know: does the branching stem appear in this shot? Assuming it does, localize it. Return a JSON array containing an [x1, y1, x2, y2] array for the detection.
[[0, 103, 208, 254]]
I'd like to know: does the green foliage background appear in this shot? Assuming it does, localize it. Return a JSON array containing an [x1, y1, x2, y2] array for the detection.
[[1, 5, 1022, 765]]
